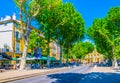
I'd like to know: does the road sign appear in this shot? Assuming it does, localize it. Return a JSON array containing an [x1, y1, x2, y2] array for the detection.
[[0, 55, 2, 60], [34, 47, 42, 59]]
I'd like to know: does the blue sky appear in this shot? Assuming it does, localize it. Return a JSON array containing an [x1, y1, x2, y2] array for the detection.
[[0, 0, 120, 42], [63, 0, 120, 27], [63, 0, 120, 42], [0, 0, 120, 27], [0, 0, 19, 19]]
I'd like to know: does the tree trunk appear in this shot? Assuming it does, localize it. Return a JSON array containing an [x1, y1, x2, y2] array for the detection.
[[46, 32, 50, 68], [19, 18, 31, 70], [47, 43, 50, 68], [112, 46, 118, 68], [66, 50, 68, 66], [59, 45, 63, 67], [107, 54, 112, 66], [66, 44, 70, 66], [19, 40, 28, 70], [112, 57, 118, 68]]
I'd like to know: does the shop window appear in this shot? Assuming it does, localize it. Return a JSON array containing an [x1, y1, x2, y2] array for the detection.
[[14, 31, 21, 40], [14, 22, 20, 29], [16, 43, 20, 53], [3, 43, 9, 52]]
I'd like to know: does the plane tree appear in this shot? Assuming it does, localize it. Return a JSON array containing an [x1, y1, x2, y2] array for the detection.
[[60, 3, 85, 66], [14, 0, 45, 70], [51, 2, 85, 66], [36, 1, 85, 67], [87, 7, 120, 67], [52, 2, 85, 66], [36, 0, 62, 68]]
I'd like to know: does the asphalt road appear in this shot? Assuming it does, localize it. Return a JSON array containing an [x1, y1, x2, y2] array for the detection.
[[9, 65, 92, 83]]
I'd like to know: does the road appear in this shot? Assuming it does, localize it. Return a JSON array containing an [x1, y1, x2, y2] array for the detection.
[[9, 65, 92, 83]]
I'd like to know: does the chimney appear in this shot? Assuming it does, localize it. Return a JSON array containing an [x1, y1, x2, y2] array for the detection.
[[0, 17, 3, 21], [13, 13, 16, 20]]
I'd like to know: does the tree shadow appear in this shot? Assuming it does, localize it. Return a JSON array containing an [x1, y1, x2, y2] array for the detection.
[[47, 73, 84, 83], [47, 72, 120, 83]]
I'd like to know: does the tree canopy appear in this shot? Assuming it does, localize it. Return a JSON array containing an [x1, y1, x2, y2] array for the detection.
[[28, 30, 46, 54], [36, 1, 85, 66], [87, 7, 120, 66], [70, 42, 94, 59], [14, 0, 42, 70]]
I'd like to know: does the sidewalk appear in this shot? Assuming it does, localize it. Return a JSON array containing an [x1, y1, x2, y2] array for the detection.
[[0, 67, 69, 83], [1, 66, 119, 83], [88, 66, 120, 73]]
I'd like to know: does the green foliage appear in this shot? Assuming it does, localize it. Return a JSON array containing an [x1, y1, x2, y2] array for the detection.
[[87, 7, 120, 61], [36, 1, 85, 66], [14, 0, 42, 21], [36, 0, 62, 42], [57, 3, 85, 65], [36, 1, 85, 46], [88, 18, 112, 55], [28, 30, 46, 54], [56, 3, 85, 56], [115, 45, 120, 59], [35, 0, 62, 67], [70, 42, 94, 59], [14, 0, 26, 7], [61, 3, 85, 44]]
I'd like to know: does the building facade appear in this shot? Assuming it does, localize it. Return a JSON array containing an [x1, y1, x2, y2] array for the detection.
[[0, 13, 23, 65], [50, 41, 60, 60], [83, 49, 103, 64], [0, 13, 61, 66]]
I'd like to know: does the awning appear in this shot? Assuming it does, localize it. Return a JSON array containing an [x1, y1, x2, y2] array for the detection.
[[11, 56, 57, 61], [41, 56, 47, 60], [41, 56, 56, 61], [50, 57, 56, 61], [12, 57, 36, 60], [26, 57, 36, 60], [0, 53, 12, 60], [12, 58, 21, 60]]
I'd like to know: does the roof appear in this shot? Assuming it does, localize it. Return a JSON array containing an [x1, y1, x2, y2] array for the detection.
[[0, 19, 44, 38]]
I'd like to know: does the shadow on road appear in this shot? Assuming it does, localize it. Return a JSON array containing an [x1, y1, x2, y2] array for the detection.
[[47, 72, 120, 83], [47, 73, 84, 83]]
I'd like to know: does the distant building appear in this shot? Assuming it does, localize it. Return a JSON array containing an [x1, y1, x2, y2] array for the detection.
[[50, 41, 60, 60], [82, 49, 103, 64]]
